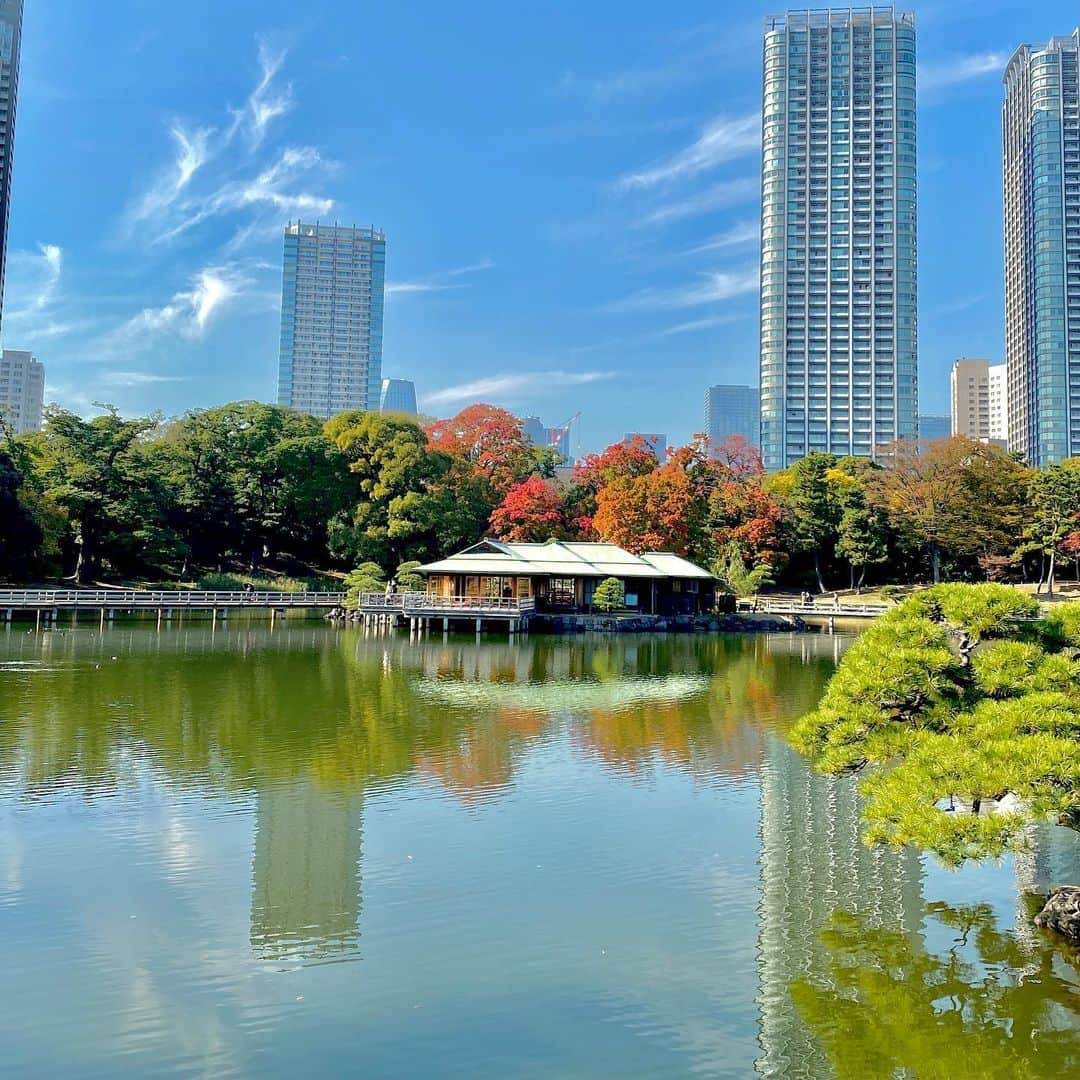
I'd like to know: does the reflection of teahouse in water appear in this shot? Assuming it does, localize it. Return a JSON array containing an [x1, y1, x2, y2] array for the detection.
[[755, 734, 925, 1079], [250, 779, 363, 963]]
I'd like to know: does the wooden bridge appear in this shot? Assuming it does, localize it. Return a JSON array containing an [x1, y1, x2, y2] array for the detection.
[[357, 592, 536, 635], [0, 589, 346, 628], [737, 597, 891, 621]]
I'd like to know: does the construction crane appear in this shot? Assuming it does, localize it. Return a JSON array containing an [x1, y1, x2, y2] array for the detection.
[[546, 411, 581, 463]]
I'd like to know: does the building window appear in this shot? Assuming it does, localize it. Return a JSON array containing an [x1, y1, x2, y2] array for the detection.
[[550, 578, 576, 606]]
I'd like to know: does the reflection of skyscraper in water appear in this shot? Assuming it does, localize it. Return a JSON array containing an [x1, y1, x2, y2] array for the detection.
[[756, 735, 924, 1078], [251, 779, 363, 962]]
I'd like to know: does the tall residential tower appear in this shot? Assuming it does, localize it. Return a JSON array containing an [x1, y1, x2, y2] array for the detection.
[[760, 8, 918, 470], [1003, 31, 1080, 466], [277, 222, 386, 420], [0, 0, 23, 334], [0, 348, 43, 433]]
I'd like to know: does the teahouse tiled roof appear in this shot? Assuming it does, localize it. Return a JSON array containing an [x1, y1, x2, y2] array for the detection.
[[418, 540, 715, 580]]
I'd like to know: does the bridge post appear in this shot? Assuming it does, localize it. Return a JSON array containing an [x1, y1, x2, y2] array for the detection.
[[4, 609, 11, 625], [212, 609, 218, 630], [157, 608, 163, 630], [35, 609, 41, 632], [443, 617, 449, 635], [475, 618, 481, 638], [99, 609, 105, 631]]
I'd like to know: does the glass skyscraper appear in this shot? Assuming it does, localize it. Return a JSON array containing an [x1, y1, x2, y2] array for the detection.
[[760, 7, 918, 471], [379, 378, 417, 415], [1003, 31, 1080, 466], [0, 0, 23, 335], [277, 222, 386, 420], [705, 383, 761, 447]]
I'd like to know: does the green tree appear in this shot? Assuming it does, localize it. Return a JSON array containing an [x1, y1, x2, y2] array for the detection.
[[27, 406, 178, 582], [344, 562, 386, 608], [327, 410, 493, 570], [775, 452, 841, 592], [592, 577, 625, 612], [395, 560, 424, 591], [713, 541, 772, 598], [791, 584, 1080, 866], [0, 447, 43, 578], [835, 505, 889, 592], [1020, 459, 1080, 597], [159, 402, 355, 571]]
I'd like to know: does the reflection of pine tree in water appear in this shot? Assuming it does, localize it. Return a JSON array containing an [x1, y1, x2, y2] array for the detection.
[[250, 781, 363, 963], [756, 734, 925, 1079], [790, 904, 1080, 1078]]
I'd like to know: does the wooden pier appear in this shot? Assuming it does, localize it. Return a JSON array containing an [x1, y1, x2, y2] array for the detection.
[[357, 592, 536, 636]]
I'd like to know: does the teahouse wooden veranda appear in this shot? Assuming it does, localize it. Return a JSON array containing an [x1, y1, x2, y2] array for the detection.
[[416, 539, 717, 616]]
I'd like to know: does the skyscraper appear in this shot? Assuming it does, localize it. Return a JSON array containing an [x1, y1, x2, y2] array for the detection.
[[0, 348, 43, 433], [0, 1, 23, 334], [277, 221, 386, 420], [760, 8, 918, 470], [1003, 32, 1080, 466], [950, 357, 991, 439], [917, 414, 949, 442], [705, 384, 760, 447], [379, 378, 417, 416]]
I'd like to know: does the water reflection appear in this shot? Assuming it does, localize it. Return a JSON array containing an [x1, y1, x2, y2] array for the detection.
[[1, 625, 1076, 1077], [791, 902, 1080, 1077]]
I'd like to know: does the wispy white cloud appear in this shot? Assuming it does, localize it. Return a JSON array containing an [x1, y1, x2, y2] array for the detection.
[[97, 371, 191, 387], [934, 293, 985, 316], [683, 220, 758, 255], [920, 51, 1008, 94], [614, 111, 760, 191], [232, 39, 294, 149], [637, 178, 758, 227], [128, 124, 214, 226], [123, 39, 334, 249], [605, 266, 759, 312], [107, 264, 252, 345], [656, 313, 743, 336], [2, 244, 106, 347], [387, 258, 495, 296], [424, 370, 614, 409]]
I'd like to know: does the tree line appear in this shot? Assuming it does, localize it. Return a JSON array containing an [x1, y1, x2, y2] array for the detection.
[[2, 398, 1079, 593]]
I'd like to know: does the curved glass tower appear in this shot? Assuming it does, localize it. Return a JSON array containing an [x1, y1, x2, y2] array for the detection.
[[1003, 32, 1080, 466], [760, 8, 918, 470]]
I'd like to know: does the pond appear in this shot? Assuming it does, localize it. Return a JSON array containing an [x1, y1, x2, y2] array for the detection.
[[1, 624, 1078, 1078]]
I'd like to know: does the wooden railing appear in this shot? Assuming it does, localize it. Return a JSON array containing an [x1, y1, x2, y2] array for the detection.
[[359, 592, 536, 614], [0, 589, 346, 609]]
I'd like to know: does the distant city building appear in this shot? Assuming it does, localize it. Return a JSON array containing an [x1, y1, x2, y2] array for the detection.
[[1004, 31, 1080, 465], [950, 358, 992, 439], [0, 1, 23, 334], [520, 415, 547, 447], [917, 415, 950, 443], [705, 384, 760, 448], [624, 432, 667, 459], [379, 378, 417, 416], [760, 8, 918, 469], [0, 348, 43, 433], [277, 221, 386, 420], [988, 363, 1008, 444]]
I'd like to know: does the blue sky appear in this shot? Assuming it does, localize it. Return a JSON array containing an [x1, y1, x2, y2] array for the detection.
[[5, 0, 1079, 453]]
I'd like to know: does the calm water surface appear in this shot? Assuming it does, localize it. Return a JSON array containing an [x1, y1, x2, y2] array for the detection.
[[0, 624, 1078, 1078]]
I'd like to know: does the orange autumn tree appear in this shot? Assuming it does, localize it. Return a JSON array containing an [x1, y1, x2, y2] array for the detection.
[[593, 466, 697, 555], [424, 404, 551, 497], [489, 475, 569, 542]]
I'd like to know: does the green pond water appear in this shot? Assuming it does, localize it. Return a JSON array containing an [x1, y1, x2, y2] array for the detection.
[[0, 624, 1078, 1079]]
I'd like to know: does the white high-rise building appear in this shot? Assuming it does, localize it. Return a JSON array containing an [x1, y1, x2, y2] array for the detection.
[[277, 222, 386, 420], [988, 363, 1008, 445], [0, 348, 43, 433], [760, 7, 918, 469]]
